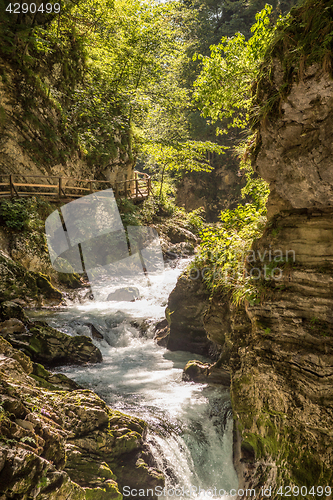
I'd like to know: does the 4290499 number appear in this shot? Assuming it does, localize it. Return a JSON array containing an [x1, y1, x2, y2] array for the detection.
[[6, 3, 60, 14], [277, 486, 331, 496]]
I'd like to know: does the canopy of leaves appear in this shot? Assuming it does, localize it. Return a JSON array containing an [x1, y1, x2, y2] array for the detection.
[[141, 140, 226, 174], [193, 4, 274, 131]]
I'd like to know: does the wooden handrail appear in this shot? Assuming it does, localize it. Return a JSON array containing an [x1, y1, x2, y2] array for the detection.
[[0, 171, 151, 202]]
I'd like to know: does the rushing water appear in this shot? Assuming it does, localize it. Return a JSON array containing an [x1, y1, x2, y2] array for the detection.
[[31, 259, 238, 497]]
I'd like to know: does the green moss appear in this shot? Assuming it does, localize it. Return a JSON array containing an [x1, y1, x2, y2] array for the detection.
[[30, 374, 56, 390], [57, 272, 82, 289], [33, 362, 49, 379], [36, 273, 62, 299], [84, 483, 122, 500]]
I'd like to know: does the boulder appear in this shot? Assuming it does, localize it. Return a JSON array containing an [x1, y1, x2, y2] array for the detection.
[[0, 340, 164, 499], [0, 252, 63, 306], [84, 323, 104, 340], [107, 287, 140, 302], [153, 319, 169, 347], [166, 275, 219, 358], [168, 242, 195, 256], [0, 317, 25, 334], [166, 226, 198, 244], [0, 301, 29, 322], [3, 322, 102, 366], [183, 360, 230, 385]]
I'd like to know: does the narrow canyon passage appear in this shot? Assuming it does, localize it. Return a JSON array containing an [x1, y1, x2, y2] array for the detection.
[[30, 260, 238, 497]]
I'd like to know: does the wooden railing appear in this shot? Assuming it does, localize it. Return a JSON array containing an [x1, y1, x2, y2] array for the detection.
[[0, 171, 152, 201]]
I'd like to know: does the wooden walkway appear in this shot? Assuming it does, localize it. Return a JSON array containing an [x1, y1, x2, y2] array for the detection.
[[0, 171, 152, 202]]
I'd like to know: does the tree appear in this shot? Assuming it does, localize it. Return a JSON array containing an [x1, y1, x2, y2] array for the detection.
[[141, 140, 226, 199], [192, 4, 274, 131]]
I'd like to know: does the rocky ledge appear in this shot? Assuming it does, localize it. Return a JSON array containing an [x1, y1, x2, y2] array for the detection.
[[0, 301, 101, 367], [0, 336, 164, 499]]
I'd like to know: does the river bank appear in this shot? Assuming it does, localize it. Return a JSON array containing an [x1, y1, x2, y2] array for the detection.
[[0, 198, 239, 499]]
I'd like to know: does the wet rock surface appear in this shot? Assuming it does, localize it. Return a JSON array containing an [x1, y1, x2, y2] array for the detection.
[[0, 313, 102, 367], [165, 274, 219, 358], [107, 287, 140, 302], [183, 359, 230, 385], [0, 336, 164, 499]]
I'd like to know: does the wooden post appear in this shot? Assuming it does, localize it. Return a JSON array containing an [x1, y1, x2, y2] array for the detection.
[[124, 180, 127, 198], [89, 181, 93, 194], [136, 179, 139, 199], [59, 177, 63, 198], [9, 175, 14, 198], [148, 176, 152, 195]]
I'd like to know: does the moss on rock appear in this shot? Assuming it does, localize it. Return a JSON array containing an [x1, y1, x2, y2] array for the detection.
[[0, 337, 164, 499]]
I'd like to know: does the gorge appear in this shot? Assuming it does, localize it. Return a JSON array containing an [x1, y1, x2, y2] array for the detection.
[[1, 0, 333, 498]]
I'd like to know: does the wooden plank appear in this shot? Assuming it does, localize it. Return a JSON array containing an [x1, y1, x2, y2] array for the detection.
[[64, 186, 91, 192], [14, 192, 60, 196], [1, 173, 151, 200], [14, 183, 58, 189]]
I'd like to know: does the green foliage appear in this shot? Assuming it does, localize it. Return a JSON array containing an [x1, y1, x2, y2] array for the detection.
[[0, 199, 33, 230], [116, 198, 141, 227], [0, 198, 54, 232], [1, 0, 190, 170], [192, 201, 267, 304], [182, 207, 206, 234], [141, 140, 226, 199], [236, 136, 270, 210], [193, 4, 274, 131]]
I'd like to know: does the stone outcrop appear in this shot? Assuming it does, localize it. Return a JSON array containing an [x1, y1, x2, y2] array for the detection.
[[255, 62, 333, 219], [176, 151, 246, 222], [0, 336, 164, 499], [0, 251, 63, 307], [165, 274, 220, 358], [183, 359, 230, 385], [230, 5, 333, 494], [0, 305, 102, 367]]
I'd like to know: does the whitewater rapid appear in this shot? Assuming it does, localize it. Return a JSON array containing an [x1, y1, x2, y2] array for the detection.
[[31, 258, 238, 497]]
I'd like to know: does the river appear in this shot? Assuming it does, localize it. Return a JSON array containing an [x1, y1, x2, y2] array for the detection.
[[31, 258, 238, 498]]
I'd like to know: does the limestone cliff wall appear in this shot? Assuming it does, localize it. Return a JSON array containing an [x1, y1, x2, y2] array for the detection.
[[228, 5, 333, 493], [176, 154, 246, 222]]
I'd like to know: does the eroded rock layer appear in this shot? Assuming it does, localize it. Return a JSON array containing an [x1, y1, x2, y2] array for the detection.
[[230, 5, 333, 493]]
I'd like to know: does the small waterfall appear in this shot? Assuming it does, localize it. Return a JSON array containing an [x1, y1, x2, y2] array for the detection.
[[30, 259, 238, 496]]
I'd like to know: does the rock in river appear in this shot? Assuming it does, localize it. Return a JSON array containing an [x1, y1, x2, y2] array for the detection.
[[107, 287, 140, 302]]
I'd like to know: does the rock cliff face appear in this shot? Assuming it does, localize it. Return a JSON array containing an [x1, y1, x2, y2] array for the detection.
[[230, 7, 333, 494], [167, 2, 333, 493], [0, 60, 134, 184], [176, 159, 245, 222]]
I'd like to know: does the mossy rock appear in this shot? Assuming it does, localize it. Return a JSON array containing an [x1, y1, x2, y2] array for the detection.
[[0, 301, 28, 322], [84, 481, 122, 500], [57, 271, 83, 289], [36, 273, 62, 299], [0, 252, 63, 303], [5, 323, 102, 366]]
